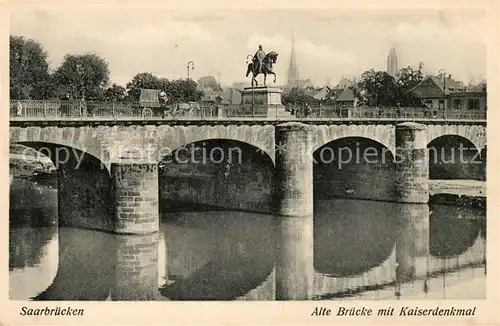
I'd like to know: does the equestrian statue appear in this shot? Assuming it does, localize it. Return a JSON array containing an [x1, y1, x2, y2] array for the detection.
[[246, 45, 279, 87]]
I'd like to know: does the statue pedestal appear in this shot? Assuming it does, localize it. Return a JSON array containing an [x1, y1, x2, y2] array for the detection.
[[240, 86, 293, 119]]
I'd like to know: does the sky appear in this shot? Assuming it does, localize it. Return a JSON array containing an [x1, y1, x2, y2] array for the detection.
[[10, 7, 487, 88]]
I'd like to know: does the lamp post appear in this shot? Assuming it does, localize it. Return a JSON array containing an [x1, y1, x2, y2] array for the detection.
[[186, 61, 195, 80], [438, 69, 450, 118]]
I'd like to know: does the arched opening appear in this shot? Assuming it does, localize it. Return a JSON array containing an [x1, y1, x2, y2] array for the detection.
[[10, 144, 57, 226], [9, 141, 114, 300], [427, 135, 484, 181], [312, 137, 397, 294], [159, 139, 275, 214], [158, 139, 276, 300], [313, 137, 395, 202]]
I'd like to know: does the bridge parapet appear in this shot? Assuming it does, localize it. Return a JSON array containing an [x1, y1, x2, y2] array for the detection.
[[10, 100, 487, 122]]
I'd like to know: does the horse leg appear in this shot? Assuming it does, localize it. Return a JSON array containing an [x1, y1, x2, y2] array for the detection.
[[272, 72, 276, 83], [246, 63, 253, 77], [264, 74, 267, 87]]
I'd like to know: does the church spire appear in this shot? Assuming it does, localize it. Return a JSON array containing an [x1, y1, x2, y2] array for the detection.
[[387, 46, 398, 78], [287, 28, 299, 85]]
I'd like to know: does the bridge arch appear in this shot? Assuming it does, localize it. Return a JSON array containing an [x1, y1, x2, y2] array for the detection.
[[155, 125, 276, 163], [9, 140, 114, 232], [10, 126, 109, 170], [158, 138, 275, 214], [157, 138, 276, 299], [312, 124, 394, 154], [427, 124, 486, 153], [313, 136, 395, 201], [427, 135, 484, 180]]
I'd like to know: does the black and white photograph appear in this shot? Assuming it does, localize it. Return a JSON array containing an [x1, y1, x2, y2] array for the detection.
[[5, 1, 493, 319]]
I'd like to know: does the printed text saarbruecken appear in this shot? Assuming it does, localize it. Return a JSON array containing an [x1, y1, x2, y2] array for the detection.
[[20, 306, 84, 316]]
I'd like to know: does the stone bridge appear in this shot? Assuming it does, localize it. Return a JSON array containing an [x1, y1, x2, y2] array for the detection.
[[10, 119, 486, 165], [10, 118, 486, 300]]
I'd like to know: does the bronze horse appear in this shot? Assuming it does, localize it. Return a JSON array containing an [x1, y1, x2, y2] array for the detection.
[[246, 51, 279, 87]]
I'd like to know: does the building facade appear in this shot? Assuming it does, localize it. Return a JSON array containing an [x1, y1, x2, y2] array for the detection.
[[410, 76, 486, 111]]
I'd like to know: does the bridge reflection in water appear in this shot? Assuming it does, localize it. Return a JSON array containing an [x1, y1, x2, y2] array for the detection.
[[9, 181, 486, 301]]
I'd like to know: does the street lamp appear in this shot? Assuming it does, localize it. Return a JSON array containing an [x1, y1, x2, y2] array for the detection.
[[438, 69, 451, 116], [186, 61, 195, 80]]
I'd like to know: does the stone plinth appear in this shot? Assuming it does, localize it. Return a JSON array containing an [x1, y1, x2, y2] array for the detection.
[[242, 86, 283, 106], [241, 87, 292, 119]]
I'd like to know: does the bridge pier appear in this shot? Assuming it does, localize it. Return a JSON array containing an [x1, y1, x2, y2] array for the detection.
[[395, 122, 429, 203], [111, 162, 159, 234], [274, 122, 314, 300]]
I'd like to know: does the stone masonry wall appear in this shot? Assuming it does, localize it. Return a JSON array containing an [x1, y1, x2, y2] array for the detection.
[[111, 233, 159, 300], [394, 123, 429, 203], [112, 163, 159, 234]]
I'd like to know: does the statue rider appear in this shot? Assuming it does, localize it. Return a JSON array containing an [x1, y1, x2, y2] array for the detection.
[[253, 45, 266, 73]]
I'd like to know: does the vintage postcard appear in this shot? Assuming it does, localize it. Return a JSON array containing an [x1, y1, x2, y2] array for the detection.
[[1, 0, 498, 325]]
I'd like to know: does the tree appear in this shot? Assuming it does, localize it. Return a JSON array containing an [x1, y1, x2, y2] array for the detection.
[[52, 53, 110, 99], [10, 35, 53, 99], [396, 64, 424, 106], [103, 83, 127, 101], [125, 73, 203, 103], [197, 75, 222, 91], [165, 79, 203, 103], [282, 86, 312, 106], [125, 72, 161, 101], [358, 70, 400, 106]]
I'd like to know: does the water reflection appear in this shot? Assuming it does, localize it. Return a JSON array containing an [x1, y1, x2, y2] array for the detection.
[[394, 204, 430, 298], [160, 211, 276, 300], [9, 227, 58, 300], [34, 228, 114, 301], [112, 233, 160, 300], [396, 204, 430, 282], [9, 179, 486, 300], [10, 178, 57, 228], [314, 199, 398, 276], [429, 205, 482, 258]]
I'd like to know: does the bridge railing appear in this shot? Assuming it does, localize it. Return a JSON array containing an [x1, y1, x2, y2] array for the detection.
[[292, 105, 487, 120], [9, 100, 220, 119], [9, 100, 487, 121]]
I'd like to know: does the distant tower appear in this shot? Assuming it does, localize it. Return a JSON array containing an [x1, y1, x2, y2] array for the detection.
[[387, 46, 398, 78], [287, 28, 300, 85]]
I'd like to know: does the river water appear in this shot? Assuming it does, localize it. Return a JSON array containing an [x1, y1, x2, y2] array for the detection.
[[9, 178, 486, 301]]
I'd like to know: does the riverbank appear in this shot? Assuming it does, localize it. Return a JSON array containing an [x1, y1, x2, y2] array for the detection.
[[429, 180, 486, 208]]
